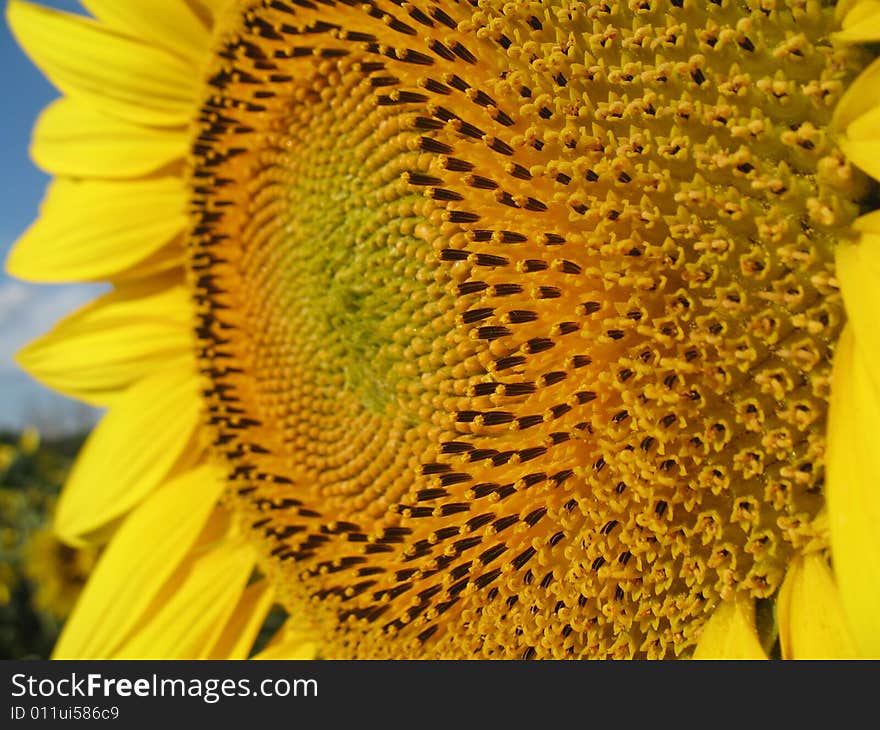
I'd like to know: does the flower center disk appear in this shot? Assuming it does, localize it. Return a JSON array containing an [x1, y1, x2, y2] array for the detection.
[[190, 0, 868, 658]]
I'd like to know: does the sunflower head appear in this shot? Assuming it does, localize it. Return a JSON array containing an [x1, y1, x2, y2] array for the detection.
[[6, 0, 880, 659]]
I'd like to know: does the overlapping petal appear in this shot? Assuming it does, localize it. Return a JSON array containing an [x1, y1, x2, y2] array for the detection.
[[53, 465, 226, 659], [833, 55, 880, 131], [54, 367, 203, 546], [836, 0, 864, 20], [114, 541, 255, 659], [16, 280, 193, 406], [839, 106, 880, 180], [7, 177, 188, 283], [207, 580, 276, 660], [7, 0, 198, 127], [692, 596, 767, 660], [835, 0, 880, 42], [31, 98, 188, 179], [777, 554, 860, 659], [80, 0, 211, 65]]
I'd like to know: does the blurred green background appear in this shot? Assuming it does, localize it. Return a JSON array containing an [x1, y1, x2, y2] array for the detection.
[[0, 427, 94, 659]]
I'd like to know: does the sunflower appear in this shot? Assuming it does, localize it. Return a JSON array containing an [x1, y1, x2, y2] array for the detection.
[[6, 0, 880, 660]]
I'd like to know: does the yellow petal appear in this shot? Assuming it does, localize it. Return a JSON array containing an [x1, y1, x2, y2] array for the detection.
[[53, 465, 226, 659], [836, 234, 880, 387], [853, 209, 880, 234], [7, 0, 197, 127], [115, 238, 187, 283], [54, 367, 203, 545], [253, 619, 319, 660], [835, 1, 880, 42], [846, 103, 880, 139], [825, 325, 880, 657], [7, 177, 187, 283], [31, 98, 188, 179], [845, 0, 880, 25], [80, 0, 211, 65], [839, 106, 880, 181], [836, 0, 863, 24], [15, 280, 193, 407], [833, 56, 880, 132], [207, 581, 276, 660], [777, 554, 860, 659], [114, 542, 255, 659], [692, 595, 768, 660]]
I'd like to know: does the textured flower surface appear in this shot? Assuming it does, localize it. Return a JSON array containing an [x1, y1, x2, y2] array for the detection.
[[7, 0, 880, 659]]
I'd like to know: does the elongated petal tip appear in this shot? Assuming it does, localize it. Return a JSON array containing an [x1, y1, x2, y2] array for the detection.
[[6, 177, 187, 284], [30, 98, 189, 180], [207, 581, 276, 660], [8, 0, 198, 127], [54, 367, 202, 543], [692, 595, 768, 660], [13, 283, 193, 406], [777, 554, 860, 659]]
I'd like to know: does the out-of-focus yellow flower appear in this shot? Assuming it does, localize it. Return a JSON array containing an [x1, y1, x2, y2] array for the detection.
[[23, 526, 99, 620], [18, 427, 40, 456], [0, 444, 16, 473], [0, 563, 15, 607]]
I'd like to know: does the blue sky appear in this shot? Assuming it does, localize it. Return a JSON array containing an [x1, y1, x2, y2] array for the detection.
[[0, 0, 104, 434]]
